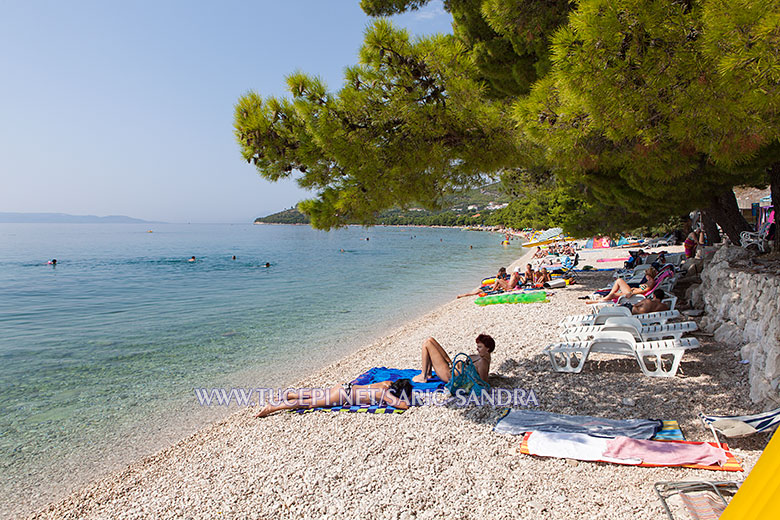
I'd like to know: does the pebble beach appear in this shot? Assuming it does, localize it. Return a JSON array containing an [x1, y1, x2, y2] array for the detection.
[[26, 244, 764, 520]]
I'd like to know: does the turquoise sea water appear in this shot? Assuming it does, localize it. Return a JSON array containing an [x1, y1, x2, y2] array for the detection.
[[0, 223, 519, 515]]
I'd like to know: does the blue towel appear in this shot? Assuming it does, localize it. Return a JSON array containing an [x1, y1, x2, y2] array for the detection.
[[293, 404, 404, 415], [494, 409, 661, 439], [350, 367, 445, 393]]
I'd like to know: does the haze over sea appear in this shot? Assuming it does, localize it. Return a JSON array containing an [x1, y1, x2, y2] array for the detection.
[[0, 223, 519, 514]]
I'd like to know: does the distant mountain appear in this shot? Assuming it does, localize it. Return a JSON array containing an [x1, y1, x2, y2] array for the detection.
[[255, 183, 512, 225], [0, 212, 158, 224]]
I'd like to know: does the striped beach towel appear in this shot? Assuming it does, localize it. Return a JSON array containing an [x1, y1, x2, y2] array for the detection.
[[293, 404, 404, 415]]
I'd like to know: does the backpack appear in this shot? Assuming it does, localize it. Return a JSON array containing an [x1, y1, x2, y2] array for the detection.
[[445, 353, 490, 396]]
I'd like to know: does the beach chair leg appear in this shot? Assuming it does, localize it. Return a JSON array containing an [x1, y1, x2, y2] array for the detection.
[[545, 345, 590, 373], [635, 350, 683, 377]]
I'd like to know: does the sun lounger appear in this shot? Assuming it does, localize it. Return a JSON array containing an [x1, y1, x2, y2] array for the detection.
[[544, 330, 700, 377], [655, 481, 740, 520], [560, 307, 681, 328], [615, 263, 652, 279], [740, 222, 772, 253], [700, 407, 780, 440], [562, 316, 698, 342], [588, 293, 679, 312], [645, 233, 675, 247]]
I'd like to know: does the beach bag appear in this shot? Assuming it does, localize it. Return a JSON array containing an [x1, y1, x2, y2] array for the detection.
[[445, 353, 490, 396]]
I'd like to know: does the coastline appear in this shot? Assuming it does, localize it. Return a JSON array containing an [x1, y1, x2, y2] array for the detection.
[[25, 244, 764, 519]]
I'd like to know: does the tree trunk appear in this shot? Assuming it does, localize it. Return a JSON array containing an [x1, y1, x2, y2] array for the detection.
[[700, 210, 721, 244], [705, 188, 751, 245], [769, 161, 780, 253]]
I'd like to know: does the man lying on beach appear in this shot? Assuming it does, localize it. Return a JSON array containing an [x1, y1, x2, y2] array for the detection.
[[626, 289, 670, 315], [255, 379, 413, 417], [412, 334, 494, 384]]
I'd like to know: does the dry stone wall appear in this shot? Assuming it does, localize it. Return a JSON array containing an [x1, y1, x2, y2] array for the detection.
[[690, 246, 780, 407]]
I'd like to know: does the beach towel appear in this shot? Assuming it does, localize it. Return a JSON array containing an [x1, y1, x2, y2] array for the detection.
[[604, 437, 728, 467], [493, 409, 661, 439], [597, 257, 629, 262], [293, 403, 405, 415], [291, 368, 444, 415], [525, 431, 641, 464], [350, 367, 445, 393], [653, 420, 685, 441], [518, 432, 742, 471]]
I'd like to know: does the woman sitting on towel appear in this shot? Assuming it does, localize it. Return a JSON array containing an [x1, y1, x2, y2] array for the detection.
[[412, 334, 494, 384], [587, 267, 657, 304], [256, 379, 413, 417]]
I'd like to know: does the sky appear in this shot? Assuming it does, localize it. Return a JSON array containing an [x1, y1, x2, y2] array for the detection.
[[0, 1, 452, 223]]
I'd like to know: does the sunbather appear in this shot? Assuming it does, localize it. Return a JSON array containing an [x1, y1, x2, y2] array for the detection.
[[624, 289, 670, 314], [587, 268, 657, 304], [519, 263, 535, 285], [495, 265, 532, 291], [534, 268, 551, 285], [255, 379, 413, 417], [412, 334, 494, 384], [457, 268, 509, 298]]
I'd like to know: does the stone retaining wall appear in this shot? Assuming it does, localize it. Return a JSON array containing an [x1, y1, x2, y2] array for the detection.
[[690, 246, 780, 407]]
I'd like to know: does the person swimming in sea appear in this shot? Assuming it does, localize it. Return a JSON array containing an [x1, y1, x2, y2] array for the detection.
[[48, 259, 57, 266], [232, 255, 237, 260], [188, 256, 196, 262], [264, 262, 271, 268]]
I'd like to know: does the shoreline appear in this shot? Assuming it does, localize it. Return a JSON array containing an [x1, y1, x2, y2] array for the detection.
[[25, 243, 764, 519], [1, 225, 518, 518], [4, 227, 516, 519]]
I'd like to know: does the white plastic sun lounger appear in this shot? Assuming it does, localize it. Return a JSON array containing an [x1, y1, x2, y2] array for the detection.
[[562, 317, 698, 342], [544, 331, 700, 377], [559, 307, 681, 328], [588, 293, 678, 313]]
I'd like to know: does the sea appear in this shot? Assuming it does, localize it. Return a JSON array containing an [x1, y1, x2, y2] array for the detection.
[[0, 223, 520, 516]]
